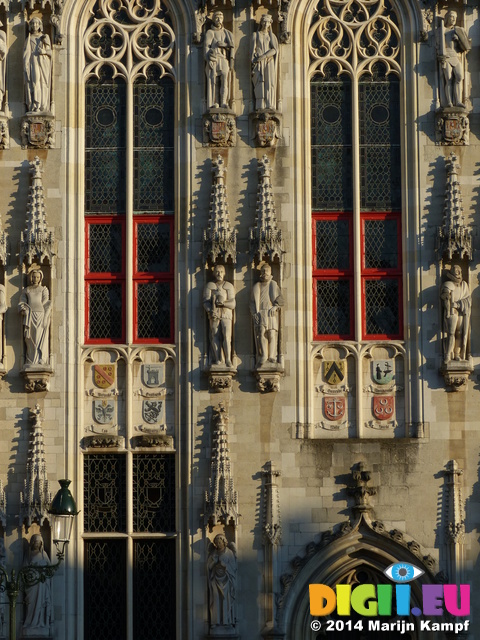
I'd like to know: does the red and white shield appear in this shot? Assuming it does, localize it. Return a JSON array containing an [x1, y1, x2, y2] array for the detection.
[[324, 396, 345, 421], [373, 396, 395, 421]]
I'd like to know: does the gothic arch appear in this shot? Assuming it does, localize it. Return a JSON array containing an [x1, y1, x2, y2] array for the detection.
[[276, 516, 437, 639]]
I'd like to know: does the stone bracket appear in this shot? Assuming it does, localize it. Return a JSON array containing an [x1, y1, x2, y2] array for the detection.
[[207, 367, 237, 392], [21, 113, 55, 149], [254, 365, 284, 393], [203, 110, 236, 147], [21, 366, 53, 392], [440, 358, 473, 391]]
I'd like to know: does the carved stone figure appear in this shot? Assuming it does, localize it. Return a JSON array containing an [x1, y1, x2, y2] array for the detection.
[[250, 264, 284, 367], [24, 18, 52, 113], [0, 22, 6, 110], [22, 534, 52, 637], [207, 534, 236, 628], [251, 14, 278, 111], [204, 11, 234, 109], [18, 267, 52, 366], [204, 264, 236, 368], [0, 284, 5, 345], [440, 264, 471, 363], [437, 11, 471, 109]]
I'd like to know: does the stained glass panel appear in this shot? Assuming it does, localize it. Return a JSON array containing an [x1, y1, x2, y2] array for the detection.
[[88, 283, 123, 340], [136, 282, 171, 340], [133, 454, 175, 532], [316, 219, 350, 270], [133, 539, 176, 639], [89, 223, 123, 273], [85, 539, 127, 640], [84, 454, 127, 532], [316, 280, 351, 336], [364, 219, 398, 269], [365, 279, 399, 335]]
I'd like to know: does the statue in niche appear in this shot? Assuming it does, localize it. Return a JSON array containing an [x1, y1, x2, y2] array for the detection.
[[0, 21, 6, 111], [437, 10, 471, 109], [24, 17, 52, 113], [18, 267, 52, 367], [204, 11, 234, 109], [207, 534, 237, 628], [22, 534, 52, 637], [203, 264, 235, 368], [251, 14, 278, 111], [250, 263, 284, 367], [440, 263, 471, 363]]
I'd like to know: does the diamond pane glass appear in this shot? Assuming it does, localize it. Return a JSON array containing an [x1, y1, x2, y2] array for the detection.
[[137, 222, 170, 272], [84, 540, 127, 640], [311, 74, 352, 211], [316, 220, 350, 270], [133, 454, 175, 533], [89, 223, 122, 273], [365, 279, 399, 335], [316, 280, 351, 336], [359, 74, 401, 211], [364, 219, 398, 269], [137, 282, 171, 340], [84, 454, 127, 532], [88, 283, 123, 340], [134, 78, 174, 212], [133, 539, 176, 639], [85, 76, 126, 214]]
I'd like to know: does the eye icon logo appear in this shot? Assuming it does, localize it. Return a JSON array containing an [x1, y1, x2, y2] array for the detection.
[[384, 562, 424, 583]]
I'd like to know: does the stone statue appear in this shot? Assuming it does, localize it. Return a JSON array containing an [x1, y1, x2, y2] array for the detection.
[[204, 11, 234, 109], [437, 11, 471, 109], [207, 534, 236, 628], [440, 264, 471, 363], [24, 18, 52, 113], [203, 264, 236, 368], [0, 22, 6, 110], [250, 263, 284, 367], [18, 267, 52, 366], [22, 534, 52, 637], [251, 14, 278, 111]]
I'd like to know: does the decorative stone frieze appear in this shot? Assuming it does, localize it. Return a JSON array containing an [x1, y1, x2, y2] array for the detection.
[[204, 403, 239, 527], [20, 405, 52, 529]]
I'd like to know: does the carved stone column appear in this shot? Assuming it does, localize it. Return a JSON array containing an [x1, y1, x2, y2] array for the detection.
[[262, 462, 281, 637], [444, 460, 465, 585]]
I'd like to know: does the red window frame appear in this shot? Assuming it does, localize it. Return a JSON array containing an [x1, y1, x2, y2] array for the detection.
[[312, 212, 354, 341], [85, 216, 126, 344], [361, 212, 402, 340], [133, 215, 174, 344]]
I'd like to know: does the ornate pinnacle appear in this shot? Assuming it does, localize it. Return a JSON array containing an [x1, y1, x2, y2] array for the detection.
[[203, 156, 237, 265], [250, 155, 284, 263]]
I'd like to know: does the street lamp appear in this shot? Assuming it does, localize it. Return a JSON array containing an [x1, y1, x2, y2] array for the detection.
[[0, 479, 78, 640]]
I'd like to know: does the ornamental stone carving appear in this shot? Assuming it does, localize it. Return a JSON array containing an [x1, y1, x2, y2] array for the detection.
[[204, 264, 236, 371], [207, 534, 237, 632], [204, 12, 234, 110], [18, 267, 52, 370], [24, 18, 52, 114], [251, 14, 278, 111], [22, 534, 53, 637]]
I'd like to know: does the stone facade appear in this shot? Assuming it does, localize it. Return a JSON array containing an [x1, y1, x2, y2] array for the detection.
[[0, 0, 477, 639]]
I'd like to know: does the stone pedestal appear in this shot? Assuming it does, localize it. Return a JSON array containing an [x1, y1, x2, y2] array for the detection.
[[21, 365, 53, 392], [206, 364, 237, 392], [254, 363, 284, 393], [440, 358, 474, 391]]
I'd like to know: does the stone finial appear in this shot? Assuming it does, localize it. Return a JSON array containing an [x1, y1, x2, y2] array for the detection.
[[20, 157, 55, 267], [445, 460, 465, 544], [436, 154, 472, 261], [203, 155, 237, 264], [262, 461, 281, 546], [204, 403, 239, 526], [346, 462, 377, 516], [250, 155, 284, 263], [20, 404, 52, 528]]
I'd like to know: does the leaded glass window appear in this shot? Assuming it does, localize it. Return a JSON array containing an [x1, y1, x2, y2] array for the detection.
[[84, 0, 175, 345], [310, 0, 402, 340]]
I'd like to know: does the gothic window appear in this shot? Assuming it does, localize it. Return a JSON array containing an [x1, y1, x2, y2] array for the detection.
[[83, 453, 176, 640], [84, 0, 175, 345], [310, 0, 402, 341]]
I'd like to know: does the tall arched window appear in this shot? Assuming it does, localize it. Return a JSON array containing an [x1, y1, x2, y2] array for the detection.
[[84, 1, 175, 345], [310, 0, 402, 341], [82, 3, 177, 639]]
